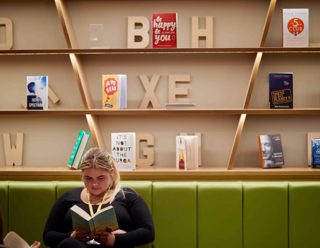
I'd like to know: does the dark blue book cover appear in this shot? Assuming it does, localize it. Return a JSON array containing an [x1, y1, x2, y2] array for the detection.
[[269, 73, 293, 109], [311, 138, 320, 168]]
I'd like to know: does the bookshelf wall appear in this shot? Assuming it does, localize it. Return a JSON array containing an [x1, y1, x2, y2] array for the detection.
[[1, 0, 320, 180]]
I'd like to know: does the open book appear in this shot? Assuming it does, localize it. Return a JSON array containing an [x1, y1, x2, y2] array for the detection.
[[70, 205, 119, 233], [3, 231, 40, 248]]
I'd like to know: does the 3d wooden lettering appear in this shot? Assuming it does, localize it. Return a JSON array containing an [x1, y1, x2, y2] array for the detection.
[[168, 74, 192, 104], [180, 132, 202, 165], [127, 16, 150, 48], [3, 133, 24, 166], [0, 17, 13, 50], [48, 86, 60, 104], [139, 74, 161, 109], [191, 16, 213, 48], [136, 133, 155, 167]]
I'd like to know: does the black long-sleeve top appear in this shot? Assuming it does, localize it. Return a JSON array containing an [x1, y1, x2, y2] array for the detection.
[[43, 187, 154, 248]]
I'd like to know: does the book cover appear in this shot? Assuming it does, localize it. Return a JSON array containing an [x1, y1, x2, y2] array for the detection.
[[111, 132, 136, 171], [3, 231, 31, 248], [283, 9, 309, 47], [68, 130, 85, 168], [307, 132, 320, 166], [176, 136, 198, 170], [269, 72, 293, 109], [311, 138, 320, 168], [70, 205, 119, 233], [26, 75, 48, 110], [68, 130, 91, 169], [258, 134, 284, 169], [152, 13, 177, 48], [102, 74, 127, 110]]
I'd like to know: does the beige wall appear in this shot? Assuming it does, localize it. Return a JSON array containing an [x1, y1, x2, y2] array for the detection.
[[0, 0, 320, 169]]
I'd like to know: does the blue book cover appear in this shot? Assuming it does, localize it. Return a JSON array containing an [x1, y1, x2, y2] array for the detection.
[[311, 138, 320, 168], [269, 73, 293, 109]]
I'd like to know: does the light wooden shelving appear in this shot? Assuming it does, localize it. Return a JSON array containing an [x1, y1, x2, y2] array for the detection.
[[1, 0, 320, 180], [1, 166, 320, 181], [1, 47, 320, 55], [3, 109, 320, 118]]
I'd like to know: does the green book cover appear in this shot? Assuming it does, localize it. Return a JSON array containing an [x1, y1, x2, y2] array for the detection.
[[70, 204, 119, 233], [68, 130, 85, 168], [71, 131, 91, 169]]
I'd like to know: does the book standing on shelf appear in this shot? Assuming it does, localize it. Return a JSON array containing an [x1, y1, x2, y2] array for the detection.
[[70, 205, 118, 233], [68, 130, 91, 169], [26, 75, 48, 110], [269, 72, 293, 109], [111, 132, 136, 171], [152, 13, 178, 48], [311, 138, 320, 168], [307, 132, 320, 166], [176, 135, 198, 170], [283, 8, 309, 47], [102, 74, 127, 110], [258, 134, 284, 169]]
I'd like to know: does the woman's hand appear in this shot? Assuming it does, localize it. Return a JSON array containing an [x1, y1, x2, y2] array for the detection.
[[71, 230, 93, 242], [30, 241, 41, 248], [94, 231, 115, 246]]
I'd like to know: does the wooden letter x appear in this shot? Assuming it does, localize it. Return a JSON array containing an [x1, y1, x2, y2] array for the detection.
[[139, 74, 161, 109]]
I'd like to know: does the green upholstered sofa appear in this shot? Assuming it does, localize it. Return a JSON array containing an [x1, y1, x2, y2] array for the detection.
[[1, 181, 320, 248]]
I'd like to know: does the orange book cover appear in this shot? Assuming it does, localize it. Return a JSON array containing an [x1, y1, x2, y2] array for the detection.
[[102, 75, 127, 110]]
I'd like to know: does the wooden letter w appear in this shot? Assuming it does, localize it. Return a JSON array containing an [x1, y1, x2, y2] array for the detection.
[[3, 133, 24, 166]]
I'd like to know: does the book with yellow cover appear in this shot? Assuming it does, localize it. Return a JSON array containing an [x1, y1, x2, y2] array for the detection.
[[102, 74, 127, 110]]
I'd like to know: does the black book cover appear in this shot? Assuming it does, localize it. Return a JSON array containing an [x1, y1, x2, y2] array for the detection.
[[259, 134, 285, 169]]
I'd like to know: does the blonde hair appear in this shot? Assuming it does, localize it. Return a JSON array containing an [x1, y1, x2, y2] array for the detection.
[[80, 147, 121, 203]]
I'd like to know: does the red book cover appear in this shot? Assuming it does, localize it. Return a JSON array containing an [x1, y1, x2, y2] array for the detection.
[[152, 13, 177, 48]]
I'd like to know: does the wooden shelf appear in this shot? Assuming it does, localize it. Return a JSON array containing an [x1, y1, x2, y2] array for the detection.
[[1, 47, 320, 56], [1, 109, 320, 117], [2, 0, 320, 181], [0, 166, 319, 181]]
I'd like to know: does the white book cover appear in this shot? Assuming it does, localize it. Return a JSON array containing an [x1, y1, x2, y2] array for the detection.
[[176, 136, 198, 170], [26, 75, 48, 110], [283, 8, 309, 47], [111, 132, 136, 171]]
